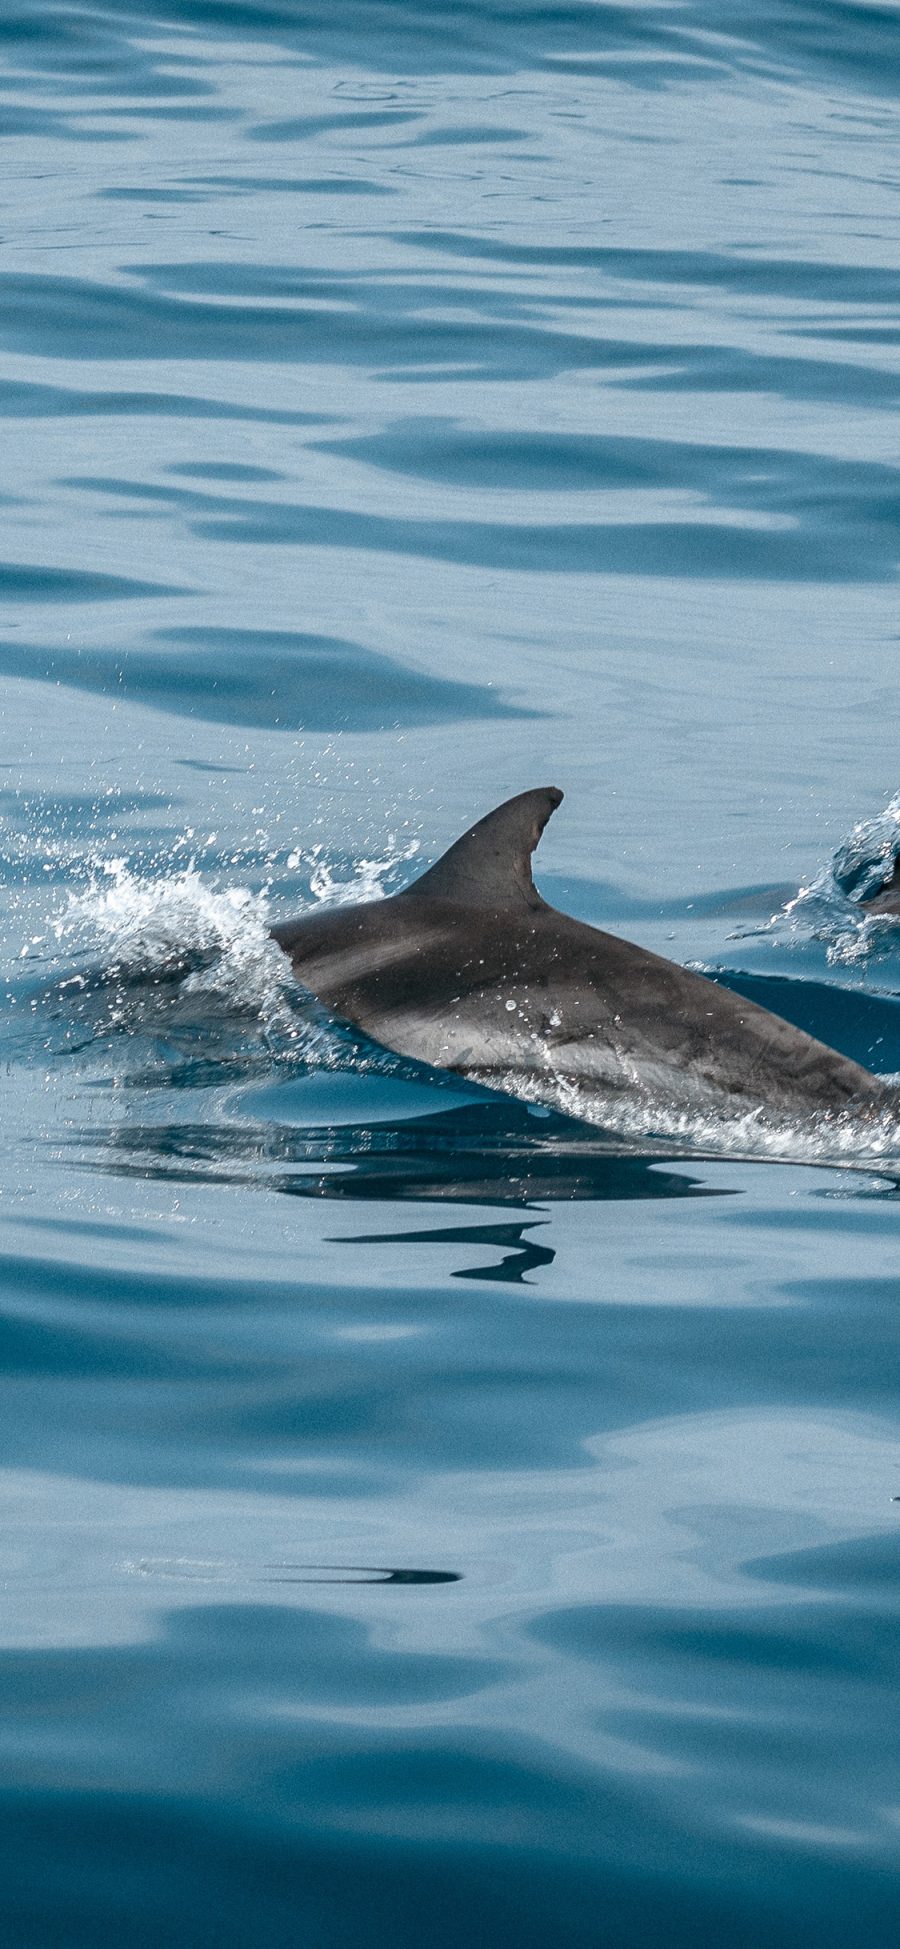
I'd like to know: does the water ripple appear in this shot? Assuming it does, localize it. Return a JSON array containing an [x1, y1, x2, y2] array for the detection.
[[2, 1, 899, 1941]]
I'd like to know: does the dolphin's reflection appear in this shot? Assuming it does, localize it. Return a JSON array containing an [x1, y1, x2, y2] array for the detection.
[[81, 1098, 729, 1281], [331, 1217, 556, 1284], [83, 1098, 728, 1211]]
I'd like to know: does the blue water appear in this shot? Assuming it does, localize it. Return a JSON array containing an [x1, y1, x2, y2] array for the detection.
[[2, 2, 900, 1941]]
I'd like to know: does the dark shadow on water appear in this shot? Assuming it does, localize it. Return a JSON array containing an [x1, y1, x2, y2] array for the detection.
[[331, 1217, 556, 1284], [0, 378, 330, 425], [0, 625, 534, 731], [265, 1566, 462, 1585], [82, 1098, 730, 1213]]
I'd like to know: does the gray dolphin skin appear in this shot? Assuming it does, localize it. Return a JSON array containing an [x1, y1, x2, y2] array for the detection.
[[861, 863, 900, 915], [271, 788, 889, 1126]]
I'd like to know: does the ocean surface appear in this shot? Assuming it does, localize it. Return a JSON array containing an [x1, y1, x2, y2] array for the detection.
[[2, 2, 900, 1942]]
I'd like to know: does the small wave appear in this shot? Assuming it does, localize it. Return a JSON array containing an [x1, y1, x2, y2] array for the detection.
[[740, 796, 900, 970], [831, 796, 900, 905]]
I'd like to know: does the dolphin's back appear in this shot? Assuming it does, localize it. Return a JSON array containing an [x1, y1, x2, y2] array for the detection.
[[271, 787, 888, 1125], [273, 894, 885, 1121]]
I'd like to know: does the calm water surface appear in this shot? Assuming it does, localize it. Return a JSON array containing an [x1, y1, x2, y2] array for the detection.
[[2, 2, 900, 1942]]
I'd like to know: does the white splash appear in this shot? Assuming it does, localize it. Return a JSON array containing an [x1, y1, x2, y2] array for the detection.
[[468, 1061, 900, 1171], [750, 794, 900, 968], [307, 840, 420, 908], [61, 859, 266, 963], [41, 836, 423, 1064], [46, 857, 308, 1053]]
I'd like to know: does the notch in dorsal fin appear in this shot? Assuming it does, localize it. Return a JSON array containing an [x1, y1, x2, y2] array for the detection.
[[402, 787, 563, 912]]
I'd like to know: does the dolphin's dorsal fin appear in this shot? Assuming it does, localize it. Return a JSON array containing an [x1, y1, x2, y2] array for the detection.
[[402, 787, 563, 912]]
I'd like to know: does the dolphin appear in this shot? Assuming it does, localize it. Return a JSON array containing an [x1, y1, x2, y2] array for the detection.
[[861, 863, 900, 915], [271, 787, 891, 1129]]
